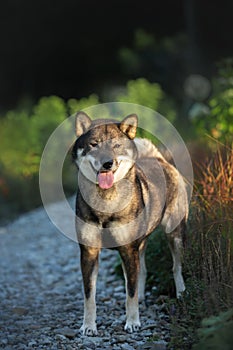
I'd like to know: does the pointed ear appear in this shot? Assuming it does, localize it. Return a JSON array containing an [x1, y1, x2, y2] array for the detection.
[[119, 114, 138, 139], [75, 112, 92, 137]]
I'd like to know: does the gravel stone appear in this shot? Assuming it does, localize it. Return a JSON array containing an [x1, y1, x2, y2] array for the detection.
[[28, 340, 37, 347], [0, 199, 171, 349], [121, 344, 135, 350], [55, 327, 77, 339], [12, 307, 29, 315]]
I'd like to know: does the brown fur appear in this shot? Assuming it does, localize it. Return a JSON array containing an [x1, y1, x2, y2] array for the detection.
[[72, 113, 189, 335]]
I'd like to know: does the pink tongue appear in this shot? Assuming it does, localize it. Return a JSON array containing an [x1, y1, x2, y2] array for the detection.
[[97, 171, 114, 189]]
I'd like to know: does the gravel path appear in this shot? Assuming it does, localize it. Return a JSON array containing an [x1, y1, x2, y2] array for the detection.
[[0, 200, 170, 350]]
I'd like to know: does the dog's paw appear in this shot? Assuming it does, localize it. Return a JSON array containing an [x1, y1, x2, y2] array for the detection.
[[80, 323, 98, 336], [124, 320, 141, 333]]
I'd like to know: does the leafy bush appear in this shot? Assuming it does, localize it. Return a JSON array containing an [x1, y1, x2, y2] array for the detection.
[[67, 94, 99, 115], [192, 58, 233, 143], [145, 229, 174, 296], [118, 29, 187, 94], [118, 29, 156, 75], [0, 110, 37, 177], [117, 78, 164, 111], [193, 309, 233, 350], [116, 78, 176, 123], [31, 96, 67, 151], [0, 94, 100, 222], [0, 95, 100, 177]]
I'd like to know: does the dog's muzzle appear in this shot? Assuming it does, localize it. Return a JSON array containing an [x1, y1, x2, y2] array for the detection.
[[97, 159, 116, 190], [102, 160, 114, 170]]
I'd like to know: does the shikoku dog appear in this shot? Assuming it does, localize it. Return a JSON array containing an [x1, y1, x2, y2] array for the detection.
[[72, 112, 189, 335]]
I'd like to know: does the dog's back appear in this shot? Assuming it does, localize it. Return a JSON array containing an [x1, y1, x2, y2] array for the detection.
[[134, 137, 188, 234]]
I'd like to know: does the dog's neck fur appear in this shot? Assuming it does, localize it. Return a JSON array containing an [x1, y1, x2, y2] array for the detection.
[[77, 164, 144, 226]]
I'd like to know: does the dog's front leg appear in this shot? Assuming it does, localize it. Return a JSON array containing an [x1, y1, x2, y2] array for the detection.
[[79, 244, 100, 336], [119, 247, 141, 332]]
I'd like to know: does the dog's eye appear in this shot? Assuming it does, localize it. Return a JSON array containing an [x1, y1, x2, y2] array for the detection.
[[114, 144, 121, 149], [90, 142, 98, 148]]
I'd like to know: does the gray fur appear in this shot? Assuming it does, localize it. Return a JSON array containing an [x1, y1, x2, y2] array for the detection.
[[72, 113, 189, 335]]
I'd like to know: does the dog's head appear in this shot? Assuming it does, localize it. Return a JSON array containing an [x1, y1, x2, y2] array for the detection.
[[72, 112, 138, 189]]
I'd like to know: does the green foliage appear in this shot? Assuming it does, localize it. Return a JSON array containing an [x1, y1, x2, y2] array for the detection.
[[134, 29, 156, 49], [192, 58, 233, 142], [168, 290, 204, 349], [31, 96, 67, 151], [193, 309, 233, 350], [67, 94, 99, 115], [117, 78, 163, 111], [0, 96, 67, 177], [145, 229, 174, 296], [119, 47, 141, 73], [0, 93, 99, 221], [118, 29, 186, 76], [118, 29, 155, 74], [0, 110, 37, 177], [0, 94, 100, 179], [116, 78, 176, 123]]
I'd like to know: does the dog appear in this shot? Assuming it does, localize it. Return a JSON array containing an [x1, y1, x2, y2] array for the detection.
[[72, 112, 189, 335]]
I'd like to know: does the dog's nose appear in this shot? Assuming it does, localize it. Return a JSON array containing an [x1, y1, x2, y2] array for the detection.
[[102, 160, 113, 170]]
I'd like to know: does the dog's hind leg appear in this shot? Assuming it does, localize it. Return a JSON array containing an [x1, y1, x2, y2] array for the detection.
[[138, 240, 147, 302], [119, 246, 141, 332], [79, 244, 100, 335], [166, 222, 186, 298]]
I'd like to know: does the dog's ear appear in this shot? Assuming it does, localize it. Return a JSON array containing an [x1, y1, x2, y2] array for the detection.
[[75, 112, 92, 137], [120, 114, 138, 139]]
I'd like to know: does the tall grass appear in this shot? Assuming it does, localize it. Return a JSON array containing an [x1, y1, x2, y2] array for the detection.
[[193, 144, 233, 311], [168, 143, 233, 349]]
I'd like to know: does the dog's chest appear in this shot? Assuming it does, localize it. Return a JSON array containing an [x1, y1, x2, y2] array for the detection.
[[77, 179, 143, 225]]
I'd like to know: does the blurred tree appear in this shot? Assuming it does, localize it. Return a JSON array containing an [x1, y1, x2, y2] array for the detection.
[[191, 59, 233, 143], [118, 29, 188, 99], [67, 94, 99, 115], [0, 94, 100, 179], [116, 78, 163, 110], [0, 110, 36, 177], [116, 78, 176, 122], [31, 96, 67, 152]]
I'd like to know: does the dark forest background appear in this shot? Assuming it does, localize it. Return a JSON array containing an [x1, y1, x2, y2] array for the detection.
[[0, 0, 233, 111]]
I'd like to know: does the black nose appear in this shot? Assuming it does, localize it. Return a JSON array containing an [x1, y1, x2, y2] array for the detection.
[[102, 160, 113, 170]]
